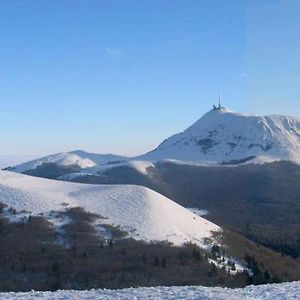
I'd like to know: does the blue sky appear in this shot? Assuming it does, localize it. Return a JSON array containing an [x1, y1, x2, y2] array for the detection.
[[0, 0, 299, 156]]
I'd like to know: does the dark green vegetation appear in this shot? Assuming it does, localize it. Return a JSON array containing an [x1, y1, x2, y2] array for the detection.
[[0, 206, 249, 292], [216, 230, 300, 284], [1, 204, 299, 292], [23, 163, 81, 179], [151, 161, 300, 261]]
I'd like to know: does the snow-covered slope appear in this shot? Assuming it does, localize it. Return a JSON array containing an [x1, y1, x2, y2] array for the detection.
[[10, 150, 127, 173], [1, 282, 299, 300], [0, 170, 219, 246], [59, 160, 155, 180], [0, 155, 40, 169], [139, 108, 300, 164]]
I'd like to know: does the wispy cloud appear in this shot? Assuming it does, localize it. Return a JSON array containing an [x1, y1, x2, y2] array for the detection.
[[105, 47, 123, 60]]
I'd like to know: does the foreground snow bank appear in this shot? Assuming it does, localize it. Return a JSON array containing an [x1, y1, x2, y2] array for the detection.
[[0, 282, 299, 299]]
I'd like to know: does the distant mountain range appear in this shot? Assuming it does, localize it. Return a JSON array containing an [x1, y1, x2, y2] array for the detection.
[[7, 107, 300, 176]]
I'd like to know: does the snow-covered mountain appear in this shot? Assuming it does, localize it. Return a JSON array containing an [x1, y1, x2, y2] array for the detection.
[[0, 170, 219, 247], [7, 107, 300, 176], [9, 150, 127, 173], [139, 107, 300, 164]]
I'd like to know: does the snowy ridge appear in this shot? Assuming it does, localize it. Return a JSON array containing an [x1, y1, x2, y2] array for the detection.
[[139, 108, 300, 164], [59, 160, 155, 180], [0, 155, 40, 169], [10, 150, 127, 173], [1, 282, 299, 299], [87, 160, 155, 175], [0, 170, 219, 246]]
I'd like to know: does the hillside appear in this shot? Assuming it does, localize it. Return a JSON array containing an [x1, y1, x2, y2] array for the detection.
[[0, 170, 219, 247], [0, 172, 300, 291], [0, 171, 248, 291], [58, 161, 300, 259]]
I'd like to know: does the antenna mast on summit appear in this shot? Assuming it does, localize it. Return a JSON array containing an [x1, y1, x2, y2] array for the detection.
[[212, 92, 224, 111]]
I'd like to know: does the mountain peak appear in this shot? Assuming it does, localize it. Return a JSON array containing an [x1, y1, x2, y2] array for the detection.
[[205, 106, 236, 116], [211, 103, 226, 112], [139, 108, 300, 165]]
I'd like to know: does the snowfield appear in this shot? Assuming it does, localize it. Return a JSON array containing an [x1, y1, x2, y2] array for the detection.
[[0, 170, 219, 247], [1, 282, 299, 299]]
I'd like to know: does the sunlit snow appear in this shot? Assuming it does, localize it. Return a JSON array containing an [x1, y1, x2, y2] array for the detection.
[[0, 282, 299, 300], [0, 170, 219, 247]]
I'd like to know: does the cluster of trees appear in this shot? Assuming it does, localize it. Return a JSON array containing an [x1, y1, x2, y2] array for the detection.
[[246, 233, 300, 259], [2, 202, 300, 292], [219, 229, 300, 283], [0, 205, 249, 292], [244, 255, 281, 285]]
